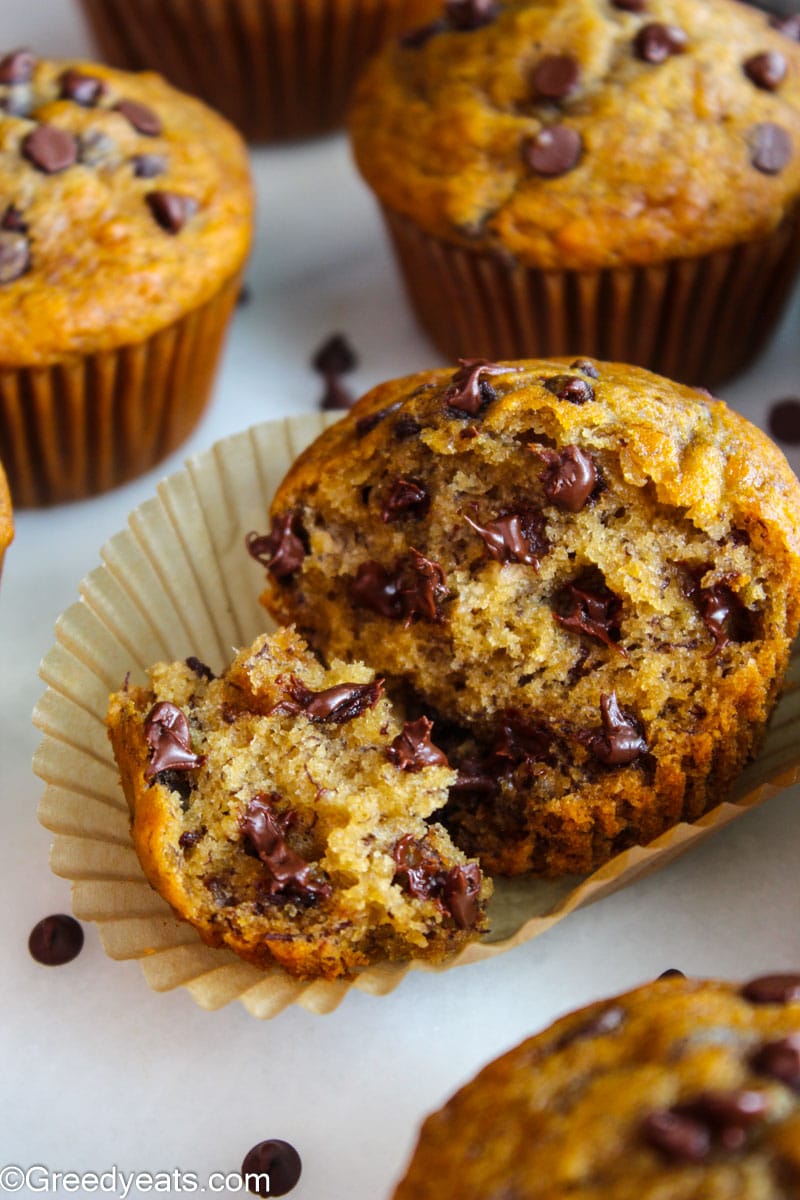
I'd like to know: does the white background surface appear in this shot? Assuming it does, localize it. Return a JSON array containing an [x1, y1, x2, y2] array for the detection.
[[1, 2, 800, 1196]]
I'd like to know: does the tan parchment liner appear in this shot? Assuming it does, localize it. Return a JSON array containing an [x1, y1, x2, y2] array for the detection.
[[34, 414, 800, 1018]]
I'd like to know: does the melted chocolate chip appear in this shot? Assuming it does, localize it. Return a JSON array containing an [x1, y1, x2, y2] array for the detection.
[[684, 572, 754, 652], [392, 836, 482, 928], [132, 153, 167, 179], [242, 796, 331, 903], [444, 0, 497, 31], [570, 358, 600, 378], [751, 122, 792, 173], [312, 333, 357, 375], [643, 1110, 710, 1163], [532, 54, 581, 100], [442, 864, 482, 929], [272, 676, 384, 723], [450, 755, 502, 798], [115, 98, 162, 136], [382, 478, 430, 522], [465, 508, 548, 567], [320, 375, 354, 411], [744, 50, 786, 90], [532, 443, 598, 512], [241, 1140, 302, 1198], [743, 973, 800, 1004], [388, 717, 449, 770], [524, 125, 582, 176], [556, 1004, 625, 1049], [0, 49, 35, 85], [585, 692, 648, 765], [22, 125, 78, 174], [393, 415, 423, 441], [178, 828, 204, 851], [543, 374, 594, 404], [634, 22, 688, 63], [355, 401, 403, 438], [146, 191, 198, 234], [556, 575, 624, 651], [400, 549, 449, 623], [445, 358, 513, 415], [60, 69, 105, 106], [28, 914, 84, 966], [494, 712, 555, 765], [144, 701, 205, 779], [769, 397, 800, 444], [351, 560, 403, 618], [185, 656, 215, 681], [752, 1035, 800, 1088], [246, 514, 306, 580], [0, 230, 29, 283]]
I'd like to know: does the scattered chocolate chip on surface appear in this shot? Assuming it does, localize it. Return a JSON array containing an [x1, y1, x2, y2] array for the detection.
[[132, 153, 167, 179], [382, 478, 430, 522], [146, 190, 198, 234], [585, 692, 648, 765], [242, 796, 331, 903], [115, 97, 163, 136], [22, 124, 78, 174], [353, 551, 449, 624], [642, 1109, 711, 1162], [523, 124, 582, 176], [543, 374, 594, 404], [744, 50, 786, 90], [445, 0, 498, 31], [144, 701, 205, 778], [445, 358, 515, 415], [0, 48, 35, 85], [531, 54, 581, 100], [355, 401, 403, 438], [531, 443, 598, 512], [1, 205, 26, 232], [246, 514, 306, 580], [750, 122, 792, 173], [743, 973, 800, 1004], [0, 230, 29, 283], [393, 836, 482, 928], [494, 712, 555, 766], [28, 914, 84, 966], [352, 559, 403, 618], [768, 397, 800, 444], [442, 863, 482, 928], [241, 1139, 302, 1198], [272, 676, 384, 724], [751, 1034, 800, 1087], [684, 571, 754, 652], [388, 717, 449, 770], [634, 23, 688, 63], [60, 68, 105, 106], [465, 508, 548, 567], [569, 358, 600, 378], [556, 575, 625, 651]]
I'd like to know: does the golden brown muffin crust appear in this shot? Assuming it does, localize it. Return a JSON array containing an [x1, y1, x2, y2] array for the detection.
[[0, 457, 12, 560]]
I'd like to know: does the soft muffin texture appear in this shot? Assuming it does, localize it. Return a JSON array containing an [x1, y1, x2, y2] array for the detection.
[[350, 0, 800, 270], [257, 359, 800, 877], [392, 974, 800, 1199], [107, 627, 490, 981], [0, 53, 252, 365]]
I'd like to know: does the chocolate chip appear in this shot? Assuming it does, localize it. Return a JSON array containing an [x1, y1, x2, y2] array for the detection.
[[642, 1110, 711, 1163], [392, 836, 482, 928], [144, 701, 205, 779], [393, 415, 422, 440], [28, 914, 84, 966], [22, 125, 78, 174], [612, 0, 646, 8], [752, 1035, 800, 1088], [242, 795, 331, 904], [241, 1140, 302, 1198], [634, 23, 688, 63], [494, 712, 555, 765], [684, 571, 754, 652], [744, 50, 786, 90], [400, 18, 449, 47], [355, 401, 402, 437], [203, 874, 236, 907], [743, 973, 800, 1004], [388, 717, 449, 770], [751, 122, 792, 173], [570, 358, 600, 378], [0, 49, 35, 85], [178, 828, 204, 851], [523, 125, 582, 176], [185, 656, 215, 681], [271, 676, 384, 724], [450, 755, 502, 798], [352, 560, 403, 618], [0, 230, 29, 283], [382, 478, 430, 522], [445, 0, 497, 31], [532, 443, 598, 512], [399, 549, 449, 623], [677, 1089, 771, 1139], [556, 1004, 625, 1048], [658, 968, 685, 979], [531, 54, 581, 100], [768, 397, 800, 444], [543, 374, 594, 404], [132, 153, 167, 179], [157, 769, 195, 804], [312, 333, 357, 375], [246, 514, 307, 581], [115, 98, 162, 136], [442, 864, 482, 929], [146, 191, 198, 234], [1, 205, 26, 232], [60, 68, 105, 106], [465, 508, 548, 567], [445, 358, 516, 416], [585, 692, 648, 765], [556, 575, 624, 651]]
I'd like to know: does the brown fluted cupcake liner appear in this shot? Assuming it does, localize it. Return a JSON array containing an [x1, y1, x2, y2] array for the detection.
[[78, 0, 440, 143], [381, 206, 800, 388], [33, 414, 800, 1017], [0, 274, 241, 508]]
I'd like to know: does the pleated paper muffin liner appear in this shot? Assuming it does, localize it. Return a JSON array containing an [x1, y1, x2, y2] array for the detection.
[[0, 274, 241, 508], [33, 414, 800, 1018], [78, 0, 440, 143], [381, 206, 800, 389]]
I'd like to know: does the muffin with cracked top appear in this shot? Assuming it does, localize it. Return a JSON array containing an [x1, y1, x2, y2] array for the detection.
[[350, 0, 800, 385]]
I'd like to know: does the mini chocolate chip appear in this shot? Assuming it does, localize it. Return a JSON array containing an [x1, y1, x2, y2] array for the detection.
[[246, 514, 306, 580], [60, 68, 105, 106], [751, 1035, 800, 1089], [658, 968, 686, 979], [1, 205, 26, 232], [751, 122, 792, 174], [769, 397, 800, 444], [634, 23, 688, 63], [445, 0, 497, 31], [543, 374, 594, 404], [185, 656, 215, 681], [531, 54, 580, 100], [570, 358, 600, 378], [393, 415, 423, 440], [22, 125, 78, 174], [146, 191, 198, 234], [465, 508, 548, 567], [241, 1139, 302, 1198], [0, 230, 29, 283], [132, 153, 167, 179], [115, 98, 162, 136], [28, 914, 84, 966], [312, 333, 357, 375], [524, 125, 582, 176], [642, 1110, 710, 1162], [382, 478, 430, 522], [743, 973, 800, 1004], [0, 49, 35, 85], [532, 443, 598, 512], [242, 795, 331, 904], [144, 701, 205, 778], [388, 717, 449, 770], [744, 50, 786, 91], [271, 676, 384, 724], [586, 692, 648, 765]]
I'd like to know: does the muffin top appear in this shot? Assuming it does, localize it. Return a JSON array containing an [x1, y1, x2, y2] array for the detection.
[[0, 51, 253, 366], [350, 0, 800, 269], [393, 974, 800, 1199]]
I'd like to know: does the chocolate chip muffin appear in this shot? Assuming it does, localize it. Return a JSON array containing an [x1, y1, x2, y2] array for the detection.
[[0, 457, 12, 577], [392, 973, 800, 1199], [0, 50, 253, 506], [350, 0, 800, 386], [107, 626, 490, 981], [253, 358, 800, 877]]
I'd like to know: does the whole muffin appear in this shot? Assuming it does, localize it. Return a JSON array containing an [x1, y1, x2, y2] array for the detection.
[[0, 50, 253, 506], [350, 0, 800, 386], [252, 358, 800, 876], [107, 627, 490, 980], [78, 0, 441, 143], [0, 458, 12, 576], [392, 973, 800, 1199]]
